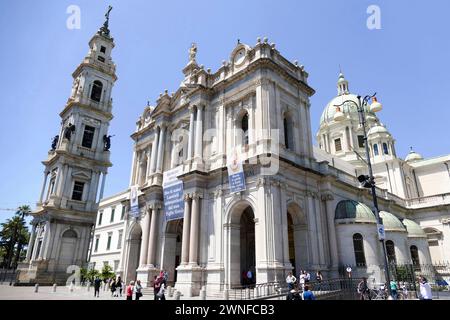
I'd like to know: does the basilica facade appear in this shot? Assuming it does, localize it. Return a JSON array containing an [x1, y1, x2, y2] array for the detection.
[[90, 37, 449, 297], [16, 14, 449, 294]]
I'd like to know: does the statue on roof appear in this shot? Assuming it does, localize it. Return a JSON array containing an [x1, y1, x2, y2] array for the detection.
[[189, 42, 197, 62]]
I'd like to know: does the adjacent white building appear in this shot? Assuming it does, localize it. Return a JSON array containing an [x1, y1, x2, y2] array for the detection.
[[89, 191, 127, 273]]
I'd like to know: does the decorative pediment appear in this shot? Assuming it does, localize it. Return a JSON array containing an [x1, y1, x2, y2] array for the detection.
[[71, 170, 91, 180]]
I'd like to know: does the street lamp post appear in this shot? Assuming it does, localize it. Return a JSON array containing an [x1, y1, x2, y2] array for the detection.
[[334, 93, 392, 298]]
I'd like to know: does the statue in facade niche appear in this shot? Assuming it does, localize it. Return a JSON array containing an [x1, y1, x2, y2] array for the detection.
[[63, 123, 76, 141], [51, 135, 59, 150], [189, 42, 197, 62], [103, 134, 113, 151]]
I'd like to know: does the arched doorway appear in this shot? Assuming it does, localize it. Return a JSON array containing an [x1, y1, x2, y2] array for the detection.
[[58, 229, 78, 271], [240, 207, 255, 286], [228, 204, 256, 288], [162, 219, 183, 285], [287, 203, 308, 275], [125, 223, 142, 282]]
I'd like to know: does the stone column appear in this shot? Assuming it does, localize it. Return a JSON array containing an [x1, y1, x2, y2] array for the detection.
[[323, 194, 339, 268], [181, 194, 192, 264], [149, 128, 160, 174], [187, 106, 195, 160], [25, 224, 37, 262], [147, 206, 160, 266], [39, 171, 49, 203], [139, 208, 151, 267], [99, 172, 107, 200], [313, 196, 326, 266], [306, 192, 320, 267], [194, 105, 203, 160], [156, 125, 166, 172], [217, 103, 225, 157], [189, 193, 201, 265], [146, 148, 151, 177]]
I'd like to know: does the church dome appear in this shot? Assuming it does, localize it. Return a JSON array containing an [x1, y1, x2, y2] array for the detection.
[[367, 124, 389, 136], [402, 219, 426, 238], [405, 148, 423, 162], [335, 200, 376, 223], [320, 73, 376, 126], [379, 211, 406, 232]]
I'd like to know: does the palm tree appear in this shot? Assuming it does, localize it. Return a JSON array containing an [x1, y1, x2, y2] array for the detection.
[[13, 205, 31, 268], [0, 205, 31, 269]]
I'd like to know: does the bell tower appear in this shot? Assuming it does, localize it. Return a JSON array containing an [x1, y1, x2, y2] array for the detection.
[[18, 7, 117, 285]]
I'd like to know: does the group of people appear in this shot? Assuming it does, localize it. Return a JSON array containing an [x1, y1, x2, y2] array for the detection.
[[152, 270, 169, 300], [285, 270, 323, 300], [92, 269, 170, 301], [357, 275, 433, 300], [93, 276, 125, 298]]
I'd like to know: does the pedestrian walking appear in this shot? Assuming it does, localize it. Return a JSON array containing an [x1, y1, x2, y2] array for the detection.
[[419, 276, 432, 300], [134, 280, 143, 300], [357, 277, 370, 300], [126, 281, 134, 301], [390, 280, 398, 300], [111, 278, 117, 297], [153, 275, 160, 300], [116, 276, 123, 297], [94, 276, 101, 298], [315, 271, 323, 290], [156, 282, 166, 300], [299, 270, 306, 290], [286, 285, 302, 300], [246, 269, 253, 286], [302, 285, 316, 300], [286, 272, 297, 290]]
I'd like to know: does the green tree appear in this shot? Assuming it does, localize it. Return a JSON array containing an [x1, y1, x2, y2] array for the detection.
[[100, 264, 115, 281], [0, 205, 31, 269]]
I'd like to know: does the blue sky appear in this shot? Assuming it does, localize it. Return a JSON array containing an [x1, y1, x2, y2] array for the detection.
[[1, 0, 449, 224]]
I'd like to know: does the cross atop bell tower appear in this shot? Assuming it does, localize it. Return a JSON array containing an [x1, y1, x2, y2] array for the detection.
[[18, 7, 118, 285]]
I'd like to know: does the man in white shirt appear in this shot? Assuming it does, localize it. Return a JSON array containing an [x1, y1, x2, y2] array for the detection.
[[286, 272, 297, 290], [419, 276, 433, 300]]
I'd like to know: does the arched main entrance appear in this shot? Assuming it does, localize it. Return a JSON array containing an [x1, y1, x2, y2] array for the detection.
[[125, 223, 142, 282], [240, 207, 255, 286], [58, 229, 78, 271], [287, 203, 308, 275], [161, 219, 183, 285], [229, 204, 256, 288]]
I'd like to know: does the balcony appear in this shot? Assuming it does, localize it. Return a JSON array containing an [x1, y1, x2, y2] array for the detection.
[[406, 193, 450, 209]]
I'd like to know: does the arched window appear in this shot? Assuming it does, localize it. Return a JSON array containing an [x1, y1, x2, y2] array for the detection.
[[373, 144, 379, 156], [386, 240, 396, 264], [410, 245, 420, 267], [353, 233, 366, 266], [241, 112, 249, 146], [283, 114, 294, 150], [62, 229, 77, 238], [383, 143, 389, 155], [90, 80, 103, 102]]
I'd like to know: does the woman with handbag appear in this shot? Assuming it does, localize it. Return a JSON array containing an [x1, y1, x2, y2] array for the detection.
[[134, 280, 143, 300]]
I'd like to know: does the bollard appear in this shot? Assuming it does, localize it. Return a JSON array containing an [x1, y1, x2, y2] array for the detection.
[[200, 286, 206, 300], [254, 287, 258, 298], [53, 284, 57, 292], [87, 283, 91, 292], [223, 288, 229, 300], [34, 284, 39, 293], [175, 291, 181, 300], [167, 286, 172, 297]]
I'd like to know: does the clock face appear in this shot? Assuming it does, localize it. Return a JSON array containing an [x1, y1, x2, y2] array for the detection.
[[234, 49, 246, 65]]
